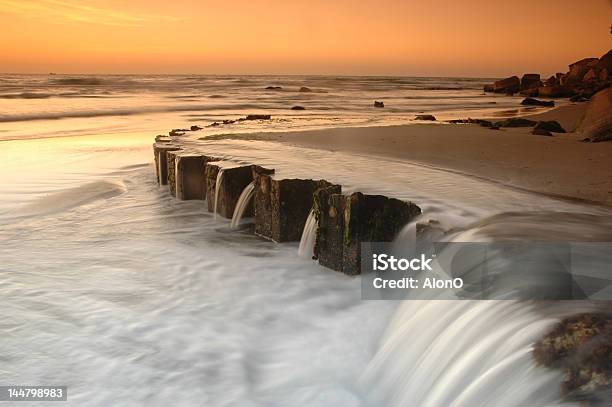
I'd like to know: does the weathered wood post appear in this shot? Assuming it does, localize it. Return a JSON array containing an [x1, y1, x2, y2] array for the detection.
[[153, 143, 181, 185]]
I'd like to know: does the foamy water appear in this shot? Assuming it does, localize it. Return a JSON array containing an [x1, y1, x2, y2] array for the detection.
[[0, 76, 607, 406]]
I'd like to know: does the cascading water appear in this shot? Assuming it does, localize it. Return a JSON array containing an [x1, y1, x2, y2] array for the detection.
[[213, 169, 224, 220], [298, 209, 318, 258], [357, 211, 612, 407], [230, 181, 255, 229]]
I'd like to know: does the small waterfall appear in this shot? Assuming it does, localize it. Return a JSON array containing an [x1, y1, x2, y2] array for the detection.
[[213, 169, 224, 220], [230, 181, 255, 229], [298, 209, 317, 258]]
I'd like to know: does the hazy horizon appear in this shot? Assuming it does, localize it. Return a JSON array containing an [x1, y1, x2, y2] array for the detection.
[[1, 0, 611, 77]]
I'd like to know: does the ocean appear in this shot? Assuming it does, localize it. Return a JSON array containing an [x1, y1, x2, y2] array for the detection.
[[0, 74, 608, 406]]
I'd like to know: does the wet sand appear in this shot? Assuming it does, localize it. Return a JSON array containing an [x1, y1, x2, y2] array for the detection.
[[206, 103, 612, 206]]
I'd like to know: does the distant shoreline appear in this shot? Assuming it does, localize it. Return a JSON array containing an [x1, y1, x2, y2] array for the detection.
[[204, 103, 612, 207]]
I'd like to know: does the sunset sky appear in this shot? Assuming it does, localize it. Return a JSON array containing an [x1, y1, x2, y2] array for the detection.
[[1, 0, 610, 76]]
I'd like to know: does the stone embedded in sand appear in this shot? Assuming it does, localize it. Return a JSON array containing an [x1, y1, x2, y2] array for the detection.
[[534, 121, 566, 133], [265, 86, 282, 90], [299, 86, 312, 92], [533, 312, 611, 400], [205, 164, 255, 218], [414, 114, 436, 121], [314, 192, 421, 275], [291, 106, 306, 110], [520, 74, 542, 91], [493, 76, 520, 94], [254, 175, 339, 242], [494, 118, 537, 128], [374, 101, 385, 108], [521, 97, 554, 107], [578, 87, 612, 142], [175, 153, 214, 200], [153, 143, 181, 185]]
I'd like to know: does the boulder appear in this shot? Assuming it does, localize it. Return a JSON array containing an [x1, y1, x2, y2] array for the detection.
[[521, 98, 554, 107], [299, 87, 312, 92], [314, 192, 421, 275], [533, 313, 611, 400], [519, 87, 539, 97], [153, 143, 181, 185], [291, 105, 306, 110], [494, 118, 537, 128], [254, 174, 339, 242], [578, 87, 612, 142], [190, 125, 203, 131], [538, 85, 574, 98], [265, 86, 282, 90], [414, 114, 436, 121], [534, 121, 566, 133], [493, 76, 520, 93], [520, 74, 542, 91], [566, 58, 599, 84], [596, 49, 612, 72], [374, 101, 385, 108], [205, 164, 255, 218]]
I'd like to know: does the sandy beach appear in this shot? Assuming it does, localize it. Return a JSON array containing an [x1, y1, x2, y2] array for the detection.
[[208, 103, 612, 207]]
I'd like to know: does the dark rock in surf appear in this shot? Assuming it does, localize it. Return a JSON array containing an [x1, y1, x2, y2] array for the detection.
[[190, 125, 203, 131], [534, 121, 566, 133], [414, 114, 436, 121], [245, 114, 271, 120], [291, 105, 306, 110], [533, 313, 611, 401], [520, 74, 542, 91], [265, 86, 282, 90], [521, 97, 555, 107], [374, 101, 385, 108], [493, 76, 520, 93], [299, 86, 312, 92]]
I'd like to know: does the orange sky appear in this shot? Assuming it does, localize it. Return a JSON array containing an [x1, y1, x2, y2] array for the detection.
[[1, 0, 610, 76]]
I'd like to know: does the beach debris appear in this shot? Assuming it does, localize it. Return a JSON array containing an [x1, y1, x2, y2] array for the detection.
[[291, 105, 306, 110], [414, 114, 436, 121], [494, 117, 537, 128], [265, 86, 282, 90], [313, 191, 421, 275], [532, 129, 553, 137], [190, 125, 203, 131], [521, 97, 555, 107], [245, 114, 271, 120], [374, 101, 385, 108], [534, 120, 566, 133], [578, 87, 612, 142], [254, 174, 337, 242], [299, 86, 312, 92], [533, 312, 611, 403]]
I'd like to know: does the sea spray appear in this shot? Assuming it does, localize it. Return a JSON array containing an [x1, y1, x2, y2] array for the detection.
[[298, 209, 317, 258], [213, 169, 224, 220], [230, 181, 255, 228]]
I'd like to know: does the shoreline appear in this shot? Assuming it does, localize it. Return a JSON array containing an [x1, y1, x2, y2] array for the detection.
[[203, 103, 612, 207]]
